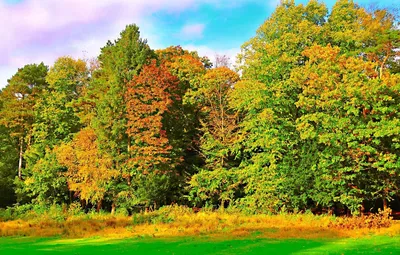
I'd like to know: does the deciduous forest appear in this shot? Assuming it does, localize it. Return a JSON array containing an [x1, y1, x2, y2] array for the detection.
[[1, 0, 399, 219]]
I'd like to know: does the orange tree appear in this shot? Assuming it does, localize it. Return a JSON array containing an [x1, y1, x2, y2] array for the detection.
[[125, 60, 181, 207], [56, 128, 117, 209]]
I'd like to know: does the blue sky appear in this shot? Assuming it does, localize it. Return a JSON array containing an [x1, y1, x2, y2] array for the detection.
[[0, 0, 398, 88]]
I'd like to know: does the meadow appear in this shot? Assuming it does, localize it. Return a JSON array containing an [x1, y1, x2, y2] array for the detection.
[[1, 206, 399, 254], [1, 235, 400, 255]]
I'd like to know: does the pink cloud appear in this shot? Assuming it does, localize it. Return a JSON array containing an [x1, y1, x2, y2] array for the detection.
[[0, 0, 197, 63], [0, 0, 203, 87], [0, 0, 266, 88], [180, 23, 205, 39]]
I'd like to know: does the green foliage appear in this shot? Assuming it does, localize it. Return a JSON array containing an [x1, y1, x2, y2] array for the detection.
[[294, 44, 400, 212], [0, 203, 66, 222], [89, 25, 157, 210], [0, 125, 18, 207], [19, 57, 87, 204], [20, 149, 68, 204], [233, 0, 400, 214]]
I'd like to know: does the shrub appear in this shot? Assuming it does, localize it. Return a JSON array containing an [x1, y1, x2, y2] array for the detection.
[[115, 208, 129, 217], [331, 209, 393, 229], [68, 202, 83, 216], [0, 208, 12, 221]]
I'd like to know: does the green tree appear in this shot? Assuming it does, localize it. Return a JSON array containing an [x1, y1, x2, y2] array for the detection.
[[0, 124, 18, 207], [189, 67, 240, 208], [234, 0, 328, 212], [0, 63, 48, 180], [89, 24, 156, 210], [21, 57, 88, 204]]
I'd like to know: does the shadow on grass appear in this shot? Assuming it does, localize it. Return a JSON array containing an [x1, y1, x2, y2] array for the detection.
[[0, 235, 399, 255]]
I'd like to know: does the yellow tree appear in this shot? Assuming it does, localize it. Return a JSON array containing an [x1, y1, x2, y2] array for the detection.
[[189, 67, 240, 208], [56, 128, 117, 211]]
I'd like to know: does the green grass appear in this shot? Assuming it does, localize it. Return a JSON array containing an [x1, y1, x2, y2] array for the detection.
[[0, 235, 399, 255]]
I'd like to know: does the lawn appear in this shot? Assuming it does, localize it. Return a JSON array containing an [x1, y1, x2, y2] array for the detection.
[[1, 235, 399, 255]]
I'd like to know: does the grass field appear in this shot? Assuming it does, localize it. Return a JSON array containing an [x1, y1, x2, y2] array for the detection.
[[1, 235, 399, 255], [1, 207, 400, 254]]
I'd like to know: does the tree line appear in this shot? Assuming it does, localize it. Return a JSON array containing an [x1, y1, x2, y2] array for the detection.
[[0, 0, 399, 215]]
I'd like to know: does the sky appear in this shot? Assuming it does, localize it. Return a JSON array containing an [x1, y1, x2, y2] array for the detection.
[[0, 0, 397, 89]]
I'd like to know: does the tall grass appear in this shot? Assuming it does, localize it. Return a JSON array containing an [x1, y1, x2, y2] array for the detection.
[[0, 205, 398, 239]]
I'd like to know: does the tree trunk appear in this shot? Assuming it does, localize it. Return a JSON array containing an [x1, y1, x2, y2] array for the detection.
[[111, 201, 116, 215], [96, 200, 102, 212], [18, 137, 23, 180], [81, 199, 86, 208], [126, 139, 132, 186], [383, 198, 388, 211], [360, 201, 365, 216]]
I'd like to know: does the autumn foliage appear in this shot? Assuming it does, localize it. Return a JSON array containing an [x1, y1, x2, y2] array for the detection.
[[56, 128, 117, 204], [126, 61, 180, 174]]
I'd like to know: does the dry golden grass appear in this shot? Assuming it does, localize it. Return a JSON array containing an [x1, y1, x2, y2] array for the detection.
[[0, 206, 399, 240]]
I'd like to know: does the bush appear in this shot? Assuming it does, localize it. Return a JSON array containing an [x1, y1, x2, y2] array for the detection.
[[0, 208, 12, 221], [0, 203, 69, 222], [67, 202, 83, 216], [331, 209, 393, 229], [131, 205, 191, 225], [115, 208, 129, 217]]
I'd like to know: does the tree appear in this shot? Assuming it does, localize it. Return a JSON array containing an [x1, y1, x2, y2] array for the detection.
[[189, 67, 240, 208], [157, 46, 207, 174], [232, 0, 400, 214], [85, 25, 157, 211], [91, 24, 156, 195], [0, 123, 18, 207], [234, 0, 329, 212], [294, 44, 400, 213], [327, 0, 400, 77], [215, 54, 230, 68], [0, 63, 48, 180], [125, 60, 180, 206], [21, 57, 87, 204], [238, 0, 327, 83], [56, 128, 117, 209], [30, 57, 86, 148]]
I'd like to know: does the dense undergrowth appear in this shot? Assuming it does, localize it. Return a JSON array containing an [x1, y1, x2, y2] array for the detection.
[[0, 205, 398, 239]]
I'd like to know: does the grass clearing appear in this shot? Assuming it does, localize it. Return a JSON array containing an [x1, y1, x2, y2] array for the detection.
[[1, 206, 400, 254], [0, 235, 399, 255]]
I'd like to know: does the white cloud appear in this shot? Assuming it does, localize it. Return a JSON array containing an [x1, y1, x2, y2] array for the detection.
[[182, 44, 240, 68]]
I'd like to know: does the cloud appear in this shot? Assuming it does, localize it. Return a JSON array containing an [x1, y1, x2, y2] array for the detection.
[[182, 44, 240, 68], [179, 23, 205, 40], [0, 0, 203, 61], [0, 0, 201, 88], [0, 0, 271, 88]]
